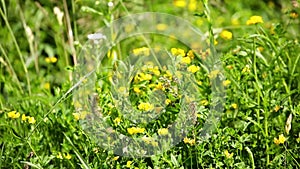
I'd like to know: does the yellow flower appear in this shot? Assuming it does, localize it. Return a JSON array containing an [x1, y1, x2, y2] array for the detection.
[[173, 0, 186, 7], [188, 0, 197, 11], [242, 65, 250, 73], [113, 156, 119, 161], [118, 86, 126, 93], [274, 105, 280, 112], [165, 99, 171, 105], [126, 161, 132, 168], [28, 117, 36, 124], [133, 47, 150, 56], [231, 103, 238, 109], [43, 82, 50, 90], [64, 153, 72, 160], [165, 70, 173, 79], [181, 57, 191, 64], [7, 111, 20, 119], [224, 150, 233, 158], [222, 80, 231, 87], [187, 65, 200, 73], [158, 128, 169, 136], [183, 137, 195, 146], [133, 87, 141, 94], [56, 152, 63, 159], [138, 102, 154, 111], [156, 23, 168, 31], [155, 82, 165, 90], [220, 30, 232, 40], [246, 16, 264, 25], [274, 134, 286, 145], [200, 100, 209, 106], [113, 117, 122, 125], [45, 57, 57, 63], [72, 113, 81, 121], [187, 50, 195, 59], [290, 12, 298, 19], [208, 70, 220, 79], [171, 48, 185, 57], [127, 127, 145, 135], [139, 73, 152, 81], [22, 114, 27, 121], [214, 39, 218, 45], [278, 134, 286, 144]]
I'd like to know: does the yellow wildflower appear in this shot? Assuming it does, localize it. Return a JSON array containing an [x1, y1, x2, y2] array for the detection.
[[73, 113, 81, 121], [133, 47, 150, 56], [171, 48, 185, 57], [139, 73, 152, 81], [118, 86, 126, 93], [187, 65, 200, 73], [56, 152, 63, 159], [138, 102, 154, 111], [156, 23, 168, 31], [222, 80, 231, 87], [45, 57, 57, 63], [200, 100, 209, 106], [165, 70, 173, 79], [188, 0, 197, 11], [127, 127, 145, 135], [242, 65, 250, 73], [22, 114, 27, 121], [183, 137, 195, 146], [208, 70, 220, 78], [290, 12, 298, 19], [181, 57, 191, 64], [158, 128, 169, 136], [126, 161, 132, 168], [7, 111, 20, 119], [224, 150, 233, 158], [28, 117, 36, 124], [113, 117, 122, 125], [187, 50, 195, 59], [43, 82, 50, 90], [64, 153, 72, 160], [133, 87, 141, 94], [278, 134, 286, 144], [274, 134, 286, 145], [231, 103, 238, 109], [246, 16, 264, 25], [155, 82, 165, 90], [274, 105, 280, 112], [113, 156, 119, 161], [220, 30, 233, 40], [165, 99, 171, 105], [173, 0, 186, 7]]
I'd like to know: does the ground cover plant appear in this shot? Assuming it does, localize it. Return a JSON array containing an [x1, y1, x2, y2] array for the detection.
[[0, 0, 300, 168]]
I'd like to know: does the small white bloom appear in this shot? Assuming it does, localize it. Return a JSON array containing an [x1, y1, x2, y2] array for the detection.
[[87, 33, 107, 40], [108, 2, 114, 7]]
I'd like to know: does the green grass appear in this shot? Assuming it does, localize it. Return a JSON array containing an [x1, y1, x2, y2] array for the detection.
[[0, 0, 300, 168]]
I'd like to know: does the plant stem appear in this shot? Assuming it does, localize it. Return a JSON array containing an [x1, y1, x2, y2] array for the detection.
[[0, 6, 31, 95]]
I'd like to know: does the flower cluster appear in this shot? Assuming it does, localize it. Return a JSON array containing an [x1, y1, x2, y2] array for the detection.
[[132, 47, 150, 56], [127, 127, 145, 135], [274, 134, 286, 145], [246, 16, 264, 25], [183, 137, 195, 146], [7, 111, 36, 124], [45, 56, 58, 63]]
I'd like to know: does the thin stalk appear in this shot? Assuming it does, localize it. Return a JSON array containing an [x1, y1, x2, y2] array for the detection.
[[63, 0, 77, 82], [0, 6, 31, 95], [252, 32, 269, 166], [0, 44, 23, 93]]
